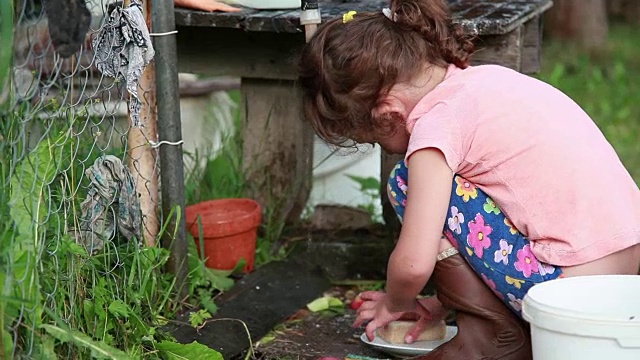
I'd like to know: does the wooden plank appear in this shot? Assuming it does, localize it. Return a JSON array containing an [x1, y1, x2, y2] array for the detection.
[[167, 253, 331, 358], [174, 8, 259, 30], [471, 26, 523, 71], [178, 77, 240, 97], [242, 8, 300, 33], [520, 15, 542, 74], [175, 1, 553, 78], [176, 27, 304, 80], [175, 0, 554, 36], [240, 78, 313, 224], [128, 62, 160, 247], [175, 25, 535, 80]]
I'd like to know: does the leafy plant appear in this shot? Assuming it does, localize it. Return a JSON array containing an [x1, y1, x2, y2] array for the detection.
[[346, 174, 383, 223], [188, 310, 212, 328], [41, 324, 131, 360], [5, 129, 63, 354], [156, 340, 223, 360], [187, 237, 236, 316]]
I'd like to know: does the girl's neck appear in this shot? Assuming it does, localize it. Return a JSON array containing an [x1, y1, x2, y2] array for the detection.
[[400, 64, 448, 114], [375, 63, 449, 123]]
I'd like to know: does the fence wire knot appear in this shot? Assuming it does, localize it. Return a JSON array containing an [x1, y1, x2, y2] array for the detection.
[[150, 30, 179, 36], [148, 140, 185, 148]]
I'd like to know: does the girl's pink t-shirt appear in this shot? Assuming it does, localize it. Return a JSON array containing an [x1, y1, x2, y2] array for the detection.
[[405, 64, 639, 266]]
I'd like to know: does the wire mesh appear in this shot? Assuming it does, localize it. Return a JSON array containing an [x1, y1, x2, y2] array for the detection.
[[1, 0, 171, 358]]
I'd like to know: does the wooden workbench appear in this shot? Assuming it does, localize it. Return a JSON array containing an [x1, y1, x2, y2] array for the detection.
[[174, 0, 553, 226]]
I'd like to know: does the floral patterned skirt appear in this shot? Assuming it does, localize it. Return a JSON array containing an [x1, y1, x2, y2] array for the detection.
[[387, 160, 563, 316]]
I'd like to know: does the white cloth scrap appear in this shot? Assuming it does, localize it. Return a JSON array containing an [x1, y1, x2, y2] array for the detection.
[[92, 0, 154, 127]]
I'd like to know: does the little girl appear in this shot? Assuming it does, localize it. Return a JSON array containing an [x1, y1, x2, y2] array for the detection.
[[299, 0, 640, 358]]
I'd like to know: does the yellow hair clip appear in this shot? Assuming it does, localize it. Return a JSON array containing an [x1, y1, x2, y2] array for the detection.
[[342, 10, 357, 24]]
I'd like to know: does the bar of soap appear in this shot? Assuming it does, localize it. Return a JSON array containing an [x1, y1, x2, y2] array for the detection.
[[376, 320, 447, 344]]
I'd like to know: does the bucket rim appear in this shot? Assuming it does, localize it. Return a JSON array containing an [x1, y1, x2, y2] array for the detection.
[[186, 198, 260, 219], [185, 198, 262, 235], [523, 275, 640, 323], [522, 275, 640, 344], [522, 294, 640, 346], [523, 293, 640, 325]]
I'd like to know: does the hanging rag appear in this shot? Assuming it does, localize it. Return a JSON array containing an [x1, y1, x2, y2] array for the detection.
[[73, 155, 141, 254], [92, 0, 154, 127], [44, 0, 92, 58]]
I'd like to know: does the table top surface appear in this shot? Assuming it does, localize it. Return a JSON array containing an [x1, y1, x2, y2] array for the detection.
[[175, 0, 552, 35]]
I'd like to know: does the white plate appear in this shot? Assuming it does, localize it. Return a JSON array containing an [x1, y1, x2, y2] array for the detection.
[[360, 326, 458, 357]]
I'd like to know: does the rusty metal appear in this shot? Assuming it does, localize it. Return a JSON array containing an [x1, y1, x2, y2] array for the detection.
[[152, 0, 190, 300]]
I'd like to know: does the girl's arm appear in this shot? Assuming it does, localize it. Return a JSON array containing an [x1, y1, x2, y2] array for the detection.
[[384, 148, 453, 312], [174, 0, 240, 12]]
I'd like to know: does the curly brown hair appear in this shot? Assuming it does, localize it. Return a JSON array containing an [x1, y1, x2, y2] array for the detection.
[[298, 0, 474, 147]]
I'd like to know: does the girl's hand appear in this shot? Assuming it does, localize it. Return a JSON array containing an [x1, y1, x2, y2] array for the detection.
[[400, 296, 448, 343], [353, 291, 403, 341], [353, 291, 431, 342]]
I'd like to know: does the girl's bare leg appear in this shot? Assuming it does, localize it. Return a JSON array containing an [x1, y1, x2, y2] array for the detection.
[[560, 244, 640, 277]]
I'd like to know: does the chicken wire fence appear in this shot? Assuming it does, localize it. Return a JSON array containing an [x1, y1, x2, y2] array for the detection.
[[1, 0, 185, 358]]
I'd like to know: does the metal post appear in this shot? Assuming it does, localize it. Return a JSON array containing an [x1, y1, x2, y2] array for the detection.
[[151, 0, 188, 300]]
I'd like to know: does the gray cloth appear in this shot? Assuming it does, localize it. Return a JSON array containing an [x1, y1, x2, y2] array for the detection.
[[73, 155, 141, 254], [44, 0, 92, 58], [92, 0, 154, 127]]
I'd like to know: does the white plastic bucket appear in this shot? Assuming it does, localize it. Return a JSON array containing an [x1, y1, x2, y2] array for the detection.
[[522, 275, 640, 360]]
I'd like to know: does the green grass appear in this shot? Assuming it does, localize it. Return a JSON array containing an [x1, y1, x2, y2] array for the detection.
[[536, 23, 640, 184], [184, 90, 245, 204]]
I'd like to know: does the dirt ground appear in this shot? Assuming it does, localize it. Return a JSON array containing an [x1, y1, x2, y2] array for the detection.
[[253, 287, 391, 360]]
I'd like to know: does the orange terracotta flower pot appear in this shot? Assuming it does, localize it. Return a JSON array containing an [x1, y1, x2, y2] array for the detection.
[[185, 198, 261, 273]]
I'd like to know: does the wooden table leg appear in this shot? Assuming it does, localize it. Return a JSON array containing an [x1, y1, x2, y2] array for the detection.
[[472, 27, 524, 71], [521, 15, 543, 74], [240, 78, 313, 225]]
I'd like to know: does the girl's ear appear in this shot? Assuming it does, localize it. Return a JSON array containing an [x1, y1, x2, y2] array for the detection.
[[372, 95, 408, 122]]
